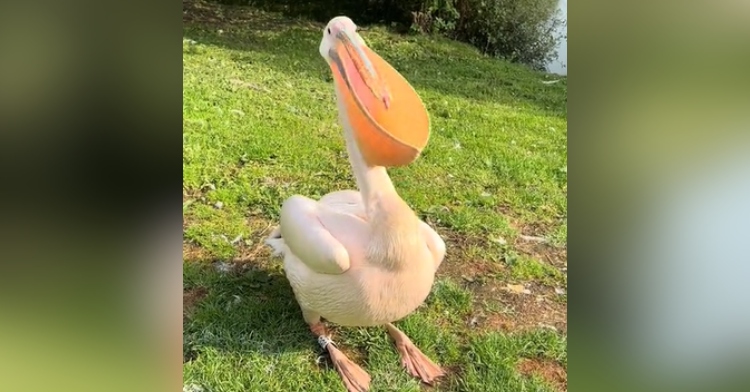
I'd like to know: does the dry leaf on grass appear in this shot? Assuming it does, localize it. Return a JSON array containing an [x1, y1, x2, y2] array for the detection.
[[506, 284, 531, 295]]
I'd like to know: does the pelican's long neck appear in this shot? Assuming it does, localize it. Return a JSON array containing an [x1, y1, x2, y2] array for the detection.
[[335, 90, 396, 212], [335, 88, 424, 270]]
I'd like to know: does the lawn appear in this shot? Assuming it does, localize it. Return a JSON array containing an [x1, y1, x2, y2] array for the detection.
[[183, 2, 567, 391]]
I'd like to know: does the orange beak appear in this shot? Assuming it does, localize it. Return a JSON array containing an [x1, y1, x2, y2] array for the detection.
[[328, 29, 430, 167]]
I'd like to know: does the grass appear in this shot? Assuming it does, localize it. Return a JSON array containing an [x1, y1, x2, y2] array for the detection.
[[183, 3, 567, 391]]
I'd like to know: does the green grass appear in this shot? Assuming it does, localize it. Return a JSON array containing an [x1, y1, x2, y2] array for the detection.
[[184, 4, 566, 391], [505, 250, 566, 286]]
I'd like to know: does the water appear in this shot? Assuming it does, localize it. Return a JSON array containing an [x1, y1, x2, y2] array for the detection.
[[546, 0, 567, 75]]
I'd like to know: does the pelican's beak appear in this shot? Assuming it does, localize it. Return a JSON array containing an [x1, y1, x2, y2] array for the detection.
[[328, 29, 430, 167]]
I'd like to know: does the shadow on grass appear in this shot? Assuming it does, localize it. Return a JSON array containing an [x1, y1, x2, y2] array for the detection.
[[182, 258, 317, 362], [182, 5, 567, 116]]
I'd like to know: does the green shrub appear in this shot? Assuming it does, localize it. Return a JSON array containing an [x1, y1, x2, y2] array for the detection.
[[206, 0, 565, 70], [411, 0, 563, 70]]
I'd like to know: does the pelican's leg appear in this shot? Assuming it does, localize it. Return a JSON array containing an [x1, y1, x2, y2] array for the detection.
[[385, 323, 445, 384], [306, 311, 370, 392]]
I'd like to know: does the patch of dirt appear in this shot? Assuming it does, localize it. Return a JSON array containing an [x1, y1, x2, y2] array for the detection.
[[471, 281, 567, 334], [435, 229, 505, 282], [433, 226, 567, 334], [183, 287, 208, 322], [513, 221, 567, 270], [229, 217, 278, 268], [517, 358, 567, 391], [496, 205, 565, 245], [183, 242, 213, 262]]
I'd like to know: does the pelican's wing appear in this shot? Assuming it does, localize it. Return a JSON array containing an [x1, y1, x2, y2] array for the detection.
[[319, 190, 367, 220], [321, 190, 444, 270], [276, 194, 369, 275], [420, 221, 446, 271]]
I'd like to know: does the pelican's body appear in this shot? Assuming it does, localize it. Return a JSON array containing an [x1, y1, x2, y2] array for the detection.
[[277, 190, 442, 327], [265, 16, 446, 392]]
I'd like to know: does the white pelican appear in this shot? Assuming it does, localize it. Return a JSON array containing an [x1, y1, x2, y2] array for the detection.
[[266, 16, 446, 392]]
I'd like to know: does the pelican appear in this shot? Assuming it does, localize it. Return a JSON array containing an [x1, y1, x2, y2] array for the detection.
[[265, 16, 446, 392]]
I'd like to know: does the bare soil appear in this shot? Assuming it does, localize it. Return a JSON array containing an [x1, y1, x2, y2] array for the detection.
[[517, 357, 567, 391]]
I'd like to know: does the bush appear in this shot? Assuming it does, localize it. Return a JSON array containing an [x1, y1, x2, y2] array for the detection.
[[207, 0, 565, 70], [411, 0, 563, 70]]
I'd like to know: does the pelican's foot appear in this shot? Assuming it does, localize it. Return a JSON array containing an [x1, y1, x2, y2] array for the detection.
[[311, 324, 371, 392], [386, 323, 445, 384]]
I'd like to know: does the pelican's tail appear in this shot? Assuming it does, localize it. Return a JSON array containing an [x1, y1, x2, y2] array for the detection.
[[264, 226, 286, 258]]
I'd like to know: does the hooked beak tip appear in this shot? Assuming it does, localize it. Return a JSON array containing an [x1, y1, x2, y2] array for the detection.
[[330, 29, 391, 111]]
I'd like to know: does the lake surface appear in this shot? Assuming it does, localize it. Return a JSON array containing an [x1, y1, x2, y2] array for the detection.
[[546, 0, 567, 75]]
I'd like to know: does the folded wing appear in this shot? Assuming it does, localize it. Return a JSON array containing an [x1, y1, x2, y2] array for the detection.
[[278, 194, 369, 275]]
